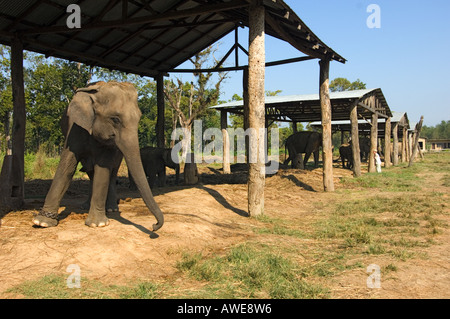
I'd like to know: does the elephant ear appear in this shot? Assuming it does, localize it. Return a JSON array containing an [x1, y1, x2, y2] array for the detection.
[[66, 82, 105, 134]]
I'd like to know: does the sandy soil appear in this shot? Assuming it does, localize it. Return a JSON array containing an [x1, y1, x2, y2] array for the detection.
[[0, 162, 448, 299]]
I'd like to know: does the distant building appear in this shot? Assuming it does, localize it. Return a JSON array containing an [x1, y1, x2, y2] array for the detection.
[[428, 139, 450, 151], [418, 137, 427, 151]]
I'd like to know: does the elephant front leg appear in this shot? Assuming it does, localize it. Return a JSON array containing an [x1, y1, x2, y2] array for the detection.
[[33, 148, 78, 227], [85, 164, 111, 227]]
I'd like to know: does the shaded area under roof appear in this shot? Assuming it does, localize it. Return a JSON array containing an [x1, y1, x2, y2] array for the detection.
[[211, 88, 393, 123], [309, 111, 410, 138], [0, 0, 346, 78]]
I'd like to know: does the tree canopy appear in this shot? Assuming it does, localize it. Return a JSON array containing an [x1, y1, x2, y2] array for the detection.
[[329, 77, 366, 92], [0, 45, 226, 155], [421, 121, 450, 139]]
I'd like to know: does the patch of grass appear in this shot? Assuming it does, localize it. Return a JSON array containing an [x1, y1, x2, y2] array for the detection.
[[7, 274, 165, 299], [24, 150, 85, 180], [315, 193, 447, 261], [340, 167, 421, 192], [176, 244, 329, 299]]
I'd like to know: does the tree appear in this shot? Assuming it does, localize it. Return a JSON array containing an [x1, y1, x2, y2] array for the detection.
[[329, 77, 366, 92], [25, 55, 93, 153], [0, 45, 12, 154], [164, 46, 227, 159], [421, 120, 450, 139]]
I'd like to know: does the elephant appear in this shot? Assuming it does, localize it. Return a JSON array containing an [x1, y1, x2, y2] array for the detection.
[[339, 144, 353, 169], [359, 137, 371, 162], [32, 81, 164, 231], [284, 131, 322, 168], [129, 146, 180, 189]]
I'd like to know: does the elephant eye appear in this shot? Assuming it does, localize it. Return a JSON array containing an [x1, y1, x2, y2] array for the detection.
[[111, 117, 121, 125]]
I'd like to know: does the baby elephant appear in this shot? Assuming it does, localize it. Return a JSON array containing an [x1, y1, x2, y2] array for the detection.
[[129, 147, 180, 189]]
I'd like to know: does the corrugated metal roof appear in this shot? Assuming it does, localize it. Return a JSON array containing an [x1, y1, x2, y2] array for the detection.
[[0, 0, 346, 78], [211, 88, 392, 123]]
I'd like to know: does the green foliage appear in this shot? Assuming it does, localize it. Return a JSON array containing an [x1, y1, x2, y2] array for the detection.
[[421, 120, 450, 139], [0, 45, 226, 154], [25, 55, 93, 152], [329, 77, 366, 92]]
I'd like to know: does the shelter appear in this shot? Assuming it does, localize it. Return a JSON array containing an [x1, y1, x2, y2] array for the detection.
[[212, 88, 394, 175], [0, 0, 345, 217], [310, 110, 410, 165]]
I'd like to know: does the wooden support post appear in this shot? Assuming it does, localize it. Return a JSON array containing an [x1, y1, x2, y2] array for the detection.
[[350, 102, 361, 177], [247, 2, 265, 217], [0, 37, 26, 211], [221, 110, 231, 174], [292, 121, 298, 133], [319, 59, 334, 191], [384, 117, 391, 168], [243, 67, 249, 163], [392, 122, 399, 165], [156, 73, 165, 148], [408, 116, 424, 167], [368, 97, 378, 173], [402, 127, 407, 163]]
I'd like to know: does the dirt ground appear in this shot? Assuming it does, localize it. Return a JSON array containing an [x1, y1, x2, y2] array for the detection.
[[0, 160, 449, 299]]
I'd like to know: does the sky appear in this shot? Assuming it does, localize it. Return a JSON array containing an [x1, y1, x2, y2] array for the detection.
[[175, 0, 450, 127]]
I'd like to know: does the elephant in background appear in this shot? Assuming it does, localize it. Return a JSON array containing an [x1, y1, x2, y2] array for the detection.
[[359, 137, 371, 162], [33, 81, 164, 231], [284, 131, 322, 168], [129, 146, 180, 189], [339, 144, 353, 169]]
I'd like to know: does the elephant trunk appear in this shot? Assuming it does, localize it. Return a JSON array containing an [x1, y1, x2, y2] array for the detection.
[[118, 135, 164, 231]]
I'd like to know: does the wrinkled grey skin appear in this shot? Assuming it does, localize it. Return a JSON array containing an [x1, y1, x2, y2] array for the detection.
[[284, 131, 322, 168], [33, 82, 164, 231], [129, 147, 180, 189], [339, 143, 353, 169]]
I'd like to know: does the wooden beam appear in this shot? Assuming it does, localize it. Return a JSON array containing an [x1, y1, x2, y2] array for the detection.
[[357, 102, 389, 118], [247, 2, 265, 217], [319, 59, 334, 191], [20, 0, 248, 35], [22, 37, 160, 77], [165, 55, 316, 73], [265, 11, 327, 60]]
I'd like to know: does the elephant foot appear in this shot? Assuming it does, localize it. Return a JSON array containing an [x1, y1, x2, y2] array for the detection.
[[85, 212, 110, 228], [106, 201, 119, 213], [33, 211, 58, 228], [81, 200, 118, 213]]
